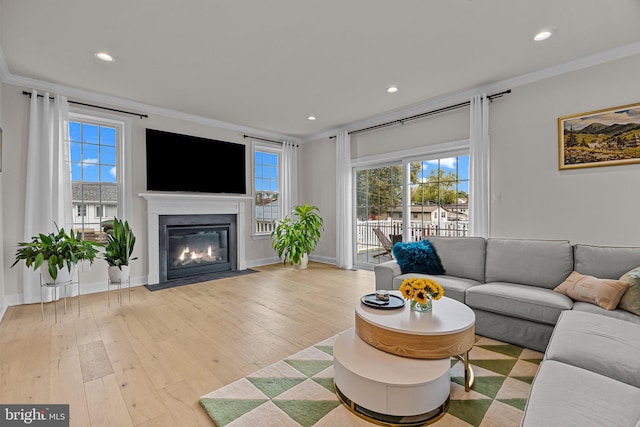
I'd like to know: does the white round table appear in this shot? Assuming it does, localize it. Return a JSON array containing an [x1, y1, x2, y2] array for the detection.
[[333, 293, 476, 425]]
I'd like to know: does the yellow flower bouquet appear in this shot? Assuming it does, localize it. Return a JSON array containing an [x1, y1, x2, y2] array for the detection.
[[399, 277, 445, 312]]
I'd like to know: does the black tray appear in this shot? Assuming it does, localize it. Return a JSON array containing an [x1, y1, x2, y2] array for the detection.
[[360, 293, 405, 310]]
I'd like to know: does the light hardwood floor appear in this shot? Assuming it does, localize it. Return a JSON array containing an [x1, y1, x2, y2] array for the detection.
[[0, 262, 375, 426]]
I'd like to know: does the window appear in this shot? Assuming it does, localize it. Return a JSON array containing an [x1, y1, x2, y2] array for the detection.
[[253, 143, 281, 235], [409, 156, 469, 238], [354, 146, 470, 267], [67, 115, 123, 242]]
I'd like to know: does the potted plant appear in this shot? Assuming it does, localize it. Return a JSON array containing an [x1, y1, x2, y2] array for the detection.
[[271, 203, 324, 269], [11, 225, 102, 284], [103, 217, 136, 283]]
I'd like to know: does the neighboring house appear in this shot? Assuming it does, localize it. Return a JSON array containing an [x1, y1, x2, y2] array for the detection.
[[72, 182, 117, 241]]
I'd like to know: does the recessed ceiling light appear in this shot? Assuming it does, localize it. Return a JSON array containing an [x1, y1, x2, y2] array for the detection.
[[534, 30, 552, 41], [387, 86, 398, 93], [95, 51, 115, 62], [307, 116, 317, 121]]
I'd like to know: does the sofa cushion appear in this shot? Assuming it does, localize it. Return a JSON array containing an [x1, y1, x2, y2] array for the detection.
[[485, 238, 573, 289], [554, 271, 629, 310], [465, 282, 573, 325], [545, 310, 640, 388], [574, 243, 640, 279], [619, 266, 640, 316], [425, 237, 486, 283], [571, 301, 640, 324], [392, 240, 445, 275], [392, 274, 479, 303], [521, 360, 640, 427]]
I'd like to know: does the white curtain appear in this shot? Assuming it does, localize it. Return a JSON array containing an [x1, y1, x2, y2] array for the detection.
[[23, 90, 72, 303], [281, 141, 298, 217], [335, 131, 353, 269], [469, 94, 490, 238]]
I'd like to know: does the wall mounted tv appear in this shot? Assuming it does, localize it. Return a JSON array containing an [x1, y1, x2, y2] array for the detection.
[[145, 128, 246, 194]]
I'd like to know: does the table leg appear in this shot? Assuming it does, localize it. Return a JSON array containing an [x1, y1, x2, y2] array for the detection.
[[455, 352, 475, 391]]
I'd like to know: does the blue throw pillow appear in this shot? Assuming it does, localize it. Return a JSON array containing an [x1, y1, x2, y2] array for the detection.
[[392, 239, 445, 275]]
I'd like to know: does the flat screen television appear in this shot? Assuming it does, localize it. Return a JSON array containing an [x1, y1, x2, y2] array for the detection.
[[145, 128, 246, 194]]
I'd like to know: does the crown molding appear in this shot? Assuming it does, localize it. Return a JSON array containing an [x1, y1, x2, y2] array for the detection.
[[301, 40, 640, 143], [2, 39, 639, 145], [0, 56, 301, 144]]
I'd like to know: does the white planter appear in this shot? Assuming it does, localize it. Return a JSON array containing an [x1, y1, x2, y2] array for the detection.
[[294, 253, 309, 270], [41, 264, 76, 284], [108, 265, 131, 283]]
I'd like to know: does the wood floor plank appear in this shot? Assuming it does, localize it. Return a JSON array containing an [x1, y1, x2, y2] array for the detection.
[[0, 262, 375, 426], [84, 374, 134, 427]]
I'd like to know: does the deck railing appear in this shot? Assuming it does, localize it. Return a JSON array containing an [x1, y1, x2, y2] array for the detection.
[[356, 219, 468, 253]]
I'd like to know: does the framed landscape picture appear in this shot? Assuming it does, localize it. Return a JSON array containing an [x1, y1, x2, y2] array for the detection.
[[558, 102, 640, 170]]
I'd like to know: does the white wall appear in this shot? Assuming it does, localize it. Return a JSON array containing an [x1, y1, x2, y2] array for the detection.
[[0, 84, 278, 304], [490, 54, 640, 245], [301, 53, 640, 266]]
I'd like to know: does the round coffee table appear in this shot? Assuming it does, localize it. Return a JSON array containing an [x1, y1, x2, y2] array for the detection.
[[356, 293, 476, 390], [333, 293, 476, 425]]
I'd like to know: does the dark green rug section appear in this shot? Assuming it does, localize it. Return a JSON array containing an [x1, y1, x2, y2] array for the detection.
[[199, 398, 267, 426], [273, 400, 341, 427], [200, 334, 544, 426]]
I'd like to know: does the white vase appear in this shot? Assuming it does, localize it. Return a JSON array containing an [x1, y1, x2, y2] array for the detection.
[[41, 264, 76, 284], [108, 265, 130, 283]]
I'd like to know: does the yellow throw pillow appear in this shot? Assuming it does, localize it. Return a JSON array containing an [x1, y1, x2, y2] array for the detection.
[[554, 271, 629, 310], [618, 266, 640, 316]]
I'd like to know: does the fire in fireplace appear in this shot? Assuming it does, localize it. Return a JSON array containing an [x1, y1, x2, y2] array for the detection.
[[159, 214, 237, 282]]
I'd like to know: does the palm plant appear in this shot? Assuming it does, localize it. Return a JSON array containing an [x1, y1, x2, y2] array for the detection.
[[271, 203, 324, 267]]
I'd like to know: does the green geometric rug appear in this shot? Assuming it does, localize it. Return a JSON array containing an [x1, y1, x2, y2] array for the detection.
[[200, 330, 543, 426]]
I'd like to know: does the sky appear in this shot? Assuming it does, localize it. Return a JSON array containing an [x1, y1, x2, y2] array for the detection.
[[69, 121, 117, 183], [564, 107, 640, 131], [418, 156, 469, 193]]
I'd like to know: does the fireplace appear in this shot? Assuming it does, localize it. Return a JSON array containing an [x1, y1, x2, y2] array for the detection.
[[158, 214, 237, 282], [140, 192, 248, 286]]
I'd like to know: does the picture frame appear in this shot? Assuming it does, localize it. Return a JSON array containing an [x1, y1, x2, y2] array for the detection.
[[558, 102, 640, 170]]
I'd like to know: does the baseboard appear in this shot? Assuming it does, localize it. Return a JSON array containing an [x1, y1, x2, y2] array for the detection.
[[1, 275, 148, 308]]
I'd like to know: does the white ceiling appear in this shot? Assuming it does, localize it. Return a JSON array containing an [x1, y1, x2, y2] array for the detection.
[[2, 0, 640, 141]]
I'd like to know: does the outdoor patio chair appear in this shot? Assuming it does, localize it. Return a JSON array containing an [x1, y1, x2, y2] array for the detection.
[[373, 228, 395, 258]]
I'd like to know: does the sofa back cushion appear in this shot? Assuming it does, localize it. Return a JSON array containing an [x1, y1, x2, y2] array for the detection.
[[485, 238, 573, 289], [427, 237, 486, 282], [573, 244, 640, 279]]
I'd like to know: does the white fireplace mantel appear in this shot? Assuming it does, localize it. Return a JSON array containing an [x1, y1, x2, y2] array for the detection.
[[139, 192, 251, 285]]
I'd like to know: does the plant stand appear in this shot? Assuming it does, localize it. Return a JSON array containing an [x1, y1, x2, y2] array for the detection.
[[40, 274, 80, 323], [108, 277, 131, 307]]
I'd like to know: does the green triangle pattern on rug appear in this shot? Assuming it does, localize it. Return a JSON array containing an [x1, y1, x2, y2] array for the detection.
[[199, 398, 267, 426], [273, 400, 341, 427], [200, 333, 544, 426], [247, 377, 306, 399], [471, 358, 518, 376], [315, 345, 333, 356], [312, 377, 336, 393], [477, 343, 523, 358], [447, 399, 493, 427], [499, 398, 528, 411], [285, 359, 333, 377]]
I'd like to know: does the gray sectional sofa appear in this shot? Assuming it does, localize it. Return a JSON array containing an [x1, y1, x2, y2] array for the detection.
[[374, 236, 640, 427], [374, 236, 640, 352]]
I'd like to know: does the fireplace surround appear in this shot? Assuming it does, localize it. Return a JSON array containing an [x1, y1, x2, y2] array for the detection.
[[140, 193, 250, 285]]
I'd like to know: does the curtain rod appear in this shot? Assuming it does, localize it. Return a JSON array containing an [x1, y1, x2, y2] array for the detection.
[[331, 89, 511, 138], [243, 134, 299, 147], [22, 91, 148, 119]]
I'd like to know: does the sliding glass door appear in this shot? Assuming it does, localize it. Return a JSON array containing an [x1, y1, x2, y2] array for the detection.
[[354, 153, 470, 268]]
